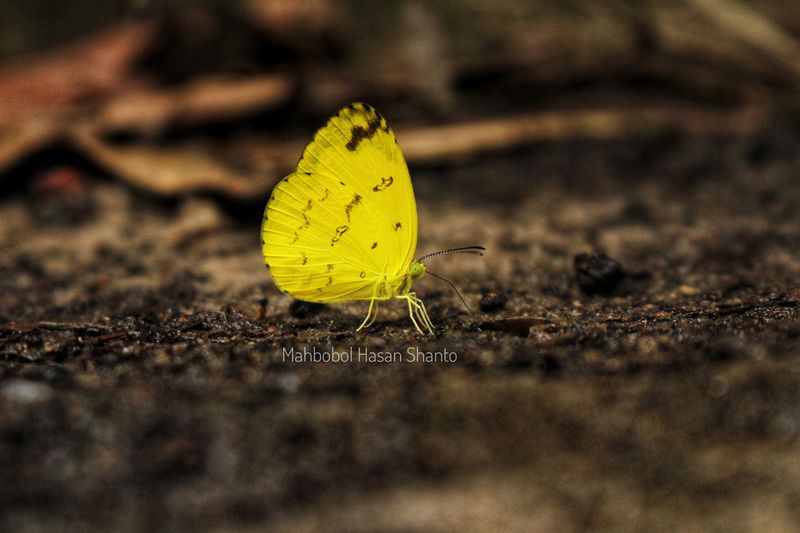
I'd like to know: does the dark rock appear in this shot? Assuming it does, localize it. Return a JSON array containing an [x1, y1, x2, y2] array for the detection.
[[574, 251, 625, 295], [479, 289, 507, 312]]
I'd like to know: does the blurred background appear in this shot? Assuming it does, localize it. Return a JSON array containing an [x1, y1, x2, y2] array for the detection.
[[2, 1, 800, 531]]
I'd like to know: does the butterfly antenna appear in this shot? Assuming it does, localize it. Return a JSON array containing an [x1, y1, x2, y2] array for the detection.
[[426, 270, 473, 314], [418, 246, 485, 263]]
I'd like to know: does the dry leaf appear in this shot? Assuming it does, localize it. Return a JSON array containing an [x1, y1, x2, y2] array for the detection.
[[0, 21, 156, 127], [0, 121, 62, 173]]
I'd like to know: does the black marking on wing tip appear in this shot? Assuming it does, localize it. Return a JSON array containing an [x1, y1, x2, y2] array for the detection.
[[326, 264, 334, 272], [301, 252, 308, 265], [371, 242, 377, 249], [291, 231, 300, 244], [372, 176, 394, 192], [360, 271, 366, 279], [345, 114, 385, 151], [326, 276, 333, 287], [345, 194, 362, 221], [339, 180, 346, 186], [302, 199, 312, 212], [298, 213, 310, 230], [303, 171, 312, 176], [261, 238, 265, 245], [393, 222, 402, 231], [331, 225, 349, 246]]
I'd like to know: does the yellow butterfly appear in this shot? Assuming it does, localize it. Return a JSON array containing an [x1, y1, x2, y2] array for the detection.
[[261, 103, 483, 334]]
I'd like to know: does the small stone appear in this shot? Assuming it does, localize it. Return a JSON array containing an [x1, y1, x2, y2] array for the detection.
[[289, 300, 326, 319], [479, 289, 507, 312], [679, 284, 699, 296], [0, 379, 53, 404], [256, 297, 268, 320], [574, 251, 625, 295], [277, 373, 301, 393]]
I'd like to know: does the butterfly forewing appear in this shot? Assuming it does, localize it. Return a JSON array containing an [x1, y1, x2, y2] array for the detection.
[[262, 103, 418, 303]]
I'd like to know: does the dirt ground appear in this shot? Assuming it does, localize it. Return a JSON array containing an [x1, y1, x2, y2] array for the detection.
[[1, 123, 799, 531]]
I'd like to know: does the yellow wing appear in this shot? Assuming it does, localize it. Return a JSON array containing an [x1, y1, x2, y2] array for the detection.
[[261, 103, 418, 303]]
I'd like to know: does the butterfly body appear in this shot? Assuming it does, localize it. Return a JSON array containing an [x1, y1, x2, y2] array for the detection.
[[261, 103, 434, 334]]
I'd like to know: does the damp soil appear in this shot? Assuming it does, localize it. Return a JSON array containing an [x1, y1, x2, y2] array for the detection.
[[2, 131, 800, 531]]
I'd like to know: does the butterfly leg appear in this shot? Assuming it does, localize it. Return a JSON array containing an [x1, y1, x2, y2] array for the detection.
[[405, 293, 434, 335], [405, 296, 425, 334], [414, 295, 435, 333], [363, 300, 380, 328], [356, 298, 379, 332]]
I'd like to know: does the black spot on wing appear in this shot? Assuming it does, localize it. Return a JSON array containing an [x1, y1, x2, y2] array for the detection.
[[372, 176, 394, 192], [301, 253, 308, 265], [298, 214, 310, 230], [371, 242, 377, 249], [345, 194, 362, 222], [345, 114, 385, 151], [326, 264, 334, 272], [331, 225, 349, 246], [326, 276, 333, 287], [359, 271, 366, 279], [393, 222, 402, 231]]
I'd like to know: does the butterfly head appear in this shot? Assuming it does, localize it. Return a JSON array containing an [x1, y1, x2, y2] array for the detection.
[[409, 261, 426, 280]]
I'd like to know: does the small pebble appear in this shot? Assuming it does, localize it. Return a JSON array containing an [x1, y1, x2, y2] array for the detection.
[[679, 284, 699, 296], [574, 251, 625, 295], [479, 289, 507, 312], [277, 373, 301, 394], [0, 379, 53, 404], [256, 297, 269, 321]]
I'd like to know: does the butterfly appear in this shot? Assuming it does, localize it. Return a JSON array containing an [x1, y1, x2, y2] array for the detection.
[[260, 103, 484, 334]]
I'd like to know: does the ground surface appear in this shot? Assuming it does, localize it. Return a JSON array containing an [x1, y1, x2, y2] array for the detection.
[[2, 130, 800, 531]]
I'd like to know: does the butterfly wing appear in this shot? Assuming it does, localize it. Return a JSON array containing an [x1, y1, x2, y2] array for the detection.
[[261, 103, 418, 303]]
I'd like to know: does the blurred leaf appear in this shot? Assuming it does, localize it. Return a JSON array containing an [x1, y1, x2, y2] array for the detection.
[[0, 21, 156, 127]]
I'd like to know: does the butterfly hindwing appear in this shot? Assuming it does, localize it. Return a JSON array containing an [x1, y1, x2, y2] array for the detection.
[[262, 103, 418, 303], [263, 172, 378, 302]]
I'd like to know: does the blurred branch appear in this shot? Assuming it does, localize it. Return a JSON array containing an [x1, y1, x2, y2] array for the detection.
[[396, 106, 769, 165], [94, 74, 294, 137], [690, 0, 800, 80]]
